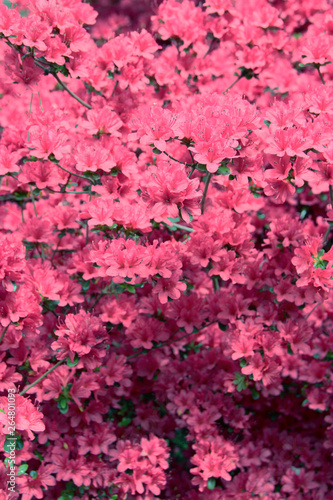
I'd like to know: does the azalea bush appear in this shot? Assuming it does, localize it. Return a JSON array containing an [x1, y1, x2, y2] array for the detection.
[[0, 0, 333, 498]]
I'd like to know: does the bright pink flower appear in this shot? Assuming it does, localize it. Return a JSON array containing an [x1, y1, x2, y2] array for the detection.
[[236, 46, 267, 70], [45, 36, 71, 65], [19, 160, 64, 189], [52, 310, 107, 360], [152, 0, 206, 49], [0, 233, 26, 288], [0, 4, 20, 37], [0, 394, 45, 440], [98, 293, 137, 327], [0, 360, 22, 391], [190, 437, 239, 491], [21, 15, 52, 52], [141, 161, 201, 223], [28, 126, 70, 160], [84, 196, 116, 227], [129, 106, 180, 152], [264, 178, 296, 203], [83, 107, 123, 137], [97, 34, 134, 71], [16, 463, 56, 500], [74, 142, 116, 172], [0, 146, 21, 175], [152, 271, 187, 304], [189, 138, 236, 173], [63, 25, 92, 53], [298, 35, 333, 65], [131, 29, 160, 59], [264, 128, 312, 158], [101, 352, 132, 387]]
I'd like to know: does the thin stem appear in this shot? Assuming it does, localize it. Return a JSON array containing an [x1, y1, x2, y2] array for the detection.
[[223, 75, 243, 94], [212, 275, 220, 292], [33, 59, 49, 72], [162, 151, 187, 165], [19, 358, 67, 396], [323, 222, 333, 247], [304, 302, 320, 321], [204, 38, 216, 59], [86, 192, 92, 244], [20, 204, 25, 224], [50, 238, 61, 264], [128, 321, 217, 360], [33, 59, 92, 109], [0, 194, 24, 202], [27, 92, 33, 142], [317, 66, 325, 85], [111, 80, 118, 97], [164, 222, 194, 233], [37, 91, 44, 112], [88, 291, 105, 312], [201, 173, 213, 214], [0, 323, 10, 344], [188, 149, 195, 164], [52, 72, 92, 110], [46, 188, 90, 195], [30, 187, 38, 217], [323, 185, 333, 246], [55, 163, 94, 184], [29, 92, 33, 116], [188, 164, 196, 178]]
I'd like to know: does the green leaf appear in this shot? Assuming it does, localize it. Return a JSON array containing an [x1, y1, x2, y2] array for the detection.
[[43, 299, 60, 311], [34, 450, 44, 461], [207, 477, 216, 490], [324, 350, 333, 361], [18, 464, 29, 475], [233, 372, 247, 391], [67, 355, 79, 367], [313, 258, 328, 270], [16, 437, 24, 450], [300, 208, 308, 219], [119, 417, 132, 427], [57, 398, 69, 414], [4, 439, 15, 453], [81, 281, 90, 292], [152, 147, 162, 155], [30, 470, 38, 478], [251, 389, 260, 400], [216, 165, 230, 176], [14, 191, 29, 200]]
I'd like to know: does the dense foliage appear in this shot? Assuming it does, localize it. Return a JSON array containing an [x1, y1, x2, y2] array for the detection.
[[1, 0, 333, 498]]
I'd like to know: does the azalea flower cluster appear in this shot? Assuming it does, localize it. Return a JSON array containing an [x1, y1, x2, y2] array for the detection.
[[0, 0, 333, 498]]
